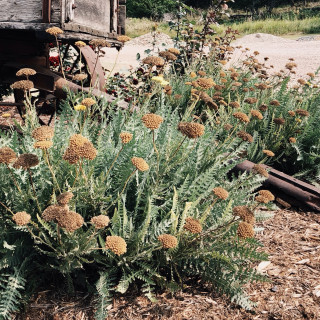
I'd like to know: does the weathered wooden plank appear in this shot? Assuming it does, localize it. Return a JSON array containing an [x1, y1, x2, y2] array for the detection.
[[0, 0, 42, 23], [0, 22, 57, 31], [51, 0, 61, 23], [70, 0, 111, 33], [119, 5, 126, 35]]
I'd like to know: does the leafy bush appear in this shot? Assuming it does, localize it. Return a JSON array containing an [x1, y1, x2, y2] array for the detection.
[[127, 0, 176, 20], [0, 78, 272, 318]]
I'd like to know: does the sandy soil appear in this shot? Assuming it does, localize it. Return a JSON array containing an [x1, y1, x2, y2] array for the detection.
[[100, 32, 320, 82]]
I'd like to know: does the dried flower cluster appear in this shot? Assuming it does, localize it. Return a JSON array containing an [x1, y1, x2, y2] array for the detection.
[[0, 147, 17, 165], [159, 51, 177, 61], [233, 206, 255, 224], [142, 113, 163, 130], [184, 217, 202, 234], [244, 97, 258, 104], [91, 215, 110, 229], [42, 204, 69, 222], [229, 101, 240, 108], [168, 48, 180, 55], [237, 131, 253, 143], [295, 109, 310, 117], [33, 141, 53, 150], [120, 132, 133, 144], [270, 100, 280, 106], [237, 222, 255, 239], [255, 195, 270, 204], [196, 78, 215, 89], [13, 154, 39, 170], [73, 74, 88, 81], [89, 39, 110, 48], [252, 164, 269, 178], [131, 157, 149, 171], [233, 112, 250, 123], [263, 149, 275, 157], [213, 187, 229, 200], [105, 235, 127, 255], [258, 190, 275, 202], [32, 126, 54, 141], [11, 80, 34, 91], [57, 211, 84, 232], [178, 122, 205, 139], [16, 68, 36, 78], [158, 234, 178, 249], [57, 191, 74, 205], [250, 110, 263, 120], [273, 118, 285, 125], [81, 98, 96, 107], [63, 134, 97, 164], [46, 27, 64, 36], [42, 192, 83, 232], [142, 56, 165, 67], [75, 41, 86, 47], [12, 211, 31, 226], [32, 126, 54, 150], [117, 35, 131, 43]]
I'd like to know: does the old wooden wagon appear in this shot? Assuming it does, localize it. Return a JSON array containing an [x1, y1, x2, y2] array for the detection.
[[0, 0, 127, 124]]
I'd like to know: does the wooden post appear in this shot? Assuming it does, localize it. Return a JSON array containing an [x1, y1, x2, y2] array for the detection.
[[42, 0, 52, 23]]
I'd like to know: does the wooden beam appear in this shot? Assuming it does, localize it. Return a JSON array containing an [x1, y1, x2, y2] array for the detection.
[[42, 0, 52, 23]]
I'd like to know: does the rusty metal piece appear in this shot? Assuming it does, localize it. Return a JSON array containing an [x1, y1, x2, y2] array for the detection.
[[233, 160, 320, 212], [42, 0, 51, 23], [80, 45, 105, 92]]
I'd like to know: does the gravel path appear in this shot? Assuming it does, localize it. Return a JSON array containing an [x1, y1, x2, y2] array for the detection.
[[230, 33, 320, 81], [101, 32, 320, 81]]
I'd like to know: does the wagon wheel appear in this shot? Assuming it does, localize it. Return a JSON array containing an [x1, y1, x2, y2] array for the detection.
[[31, 44, 106, 125], [56, 43, 105, 92]]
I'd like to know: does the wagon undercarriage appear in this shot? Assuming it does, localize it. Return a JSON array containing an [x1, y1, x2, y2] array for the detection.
[[0, 0, 127, 122]]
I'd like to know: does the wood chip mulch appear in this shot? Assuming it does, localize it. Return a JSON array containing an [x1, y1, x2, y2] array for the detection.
[[16, 209, 320, 320]]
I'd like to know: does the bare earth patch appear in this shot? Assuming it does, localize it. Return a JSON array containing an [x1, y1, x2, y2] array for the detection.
[[17, 209, 320, 320], [99, 32, 320, 82]]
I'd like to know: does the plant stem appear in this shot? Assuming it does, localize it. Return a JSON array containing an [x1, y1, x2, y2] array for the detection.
[[0, 201, 14, 215], [56, 224, 62, 245], [168, 136, 186, 162], [6, 164, 22, 193], [106, 49, 121, 81], [106, 169, 137, 211], [89, 47, 101, 89], [56, 36, 66, 80], [43, 149, 61, 193], [28, 168, 42, 213], [71, 163, 81, 189], [105, 146, 123, 178]]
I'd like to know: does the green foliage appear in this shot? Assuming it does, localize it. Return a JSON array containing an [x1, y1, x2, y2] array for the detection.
[[127, 0, 176, 20], [0, 88, 268, 317]]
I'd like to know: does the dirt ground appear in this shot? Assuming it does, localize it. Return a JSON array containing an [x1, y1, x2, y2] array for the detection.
[[17, 208, 320, 320], [100, 32, 320, 82]]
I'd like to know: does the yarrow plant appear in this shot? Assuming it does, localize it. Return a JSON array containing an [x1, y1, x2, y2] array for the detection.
[[0, 71, 272, 318]]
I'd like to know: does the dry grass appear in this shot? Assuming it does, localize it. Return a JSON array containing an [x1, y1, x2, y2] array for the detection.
[[126, 16, 320, 39]]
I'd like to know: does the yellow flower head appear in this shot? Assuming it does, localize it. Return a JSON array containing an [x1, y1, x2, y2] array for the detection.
[[74, 104, 86, 111], [160, 80, 170, 86], [190, 72, 197, 78], [151, 76, 164, 83], [75, 41, 86, 48]]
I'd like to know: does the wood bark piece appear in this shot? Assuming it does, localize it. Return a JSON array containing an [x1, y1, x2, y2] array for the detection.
[[233, 160, 320, 212]]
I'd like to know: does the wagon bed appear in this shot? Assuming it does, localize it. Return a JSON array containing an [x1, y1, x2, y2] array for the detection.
[[0, 0, 126, 42]]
